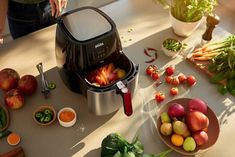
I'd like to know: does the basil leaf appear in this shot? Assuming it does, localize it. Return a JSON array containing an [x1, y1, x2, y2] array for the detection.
[[227, 79, 235, 92], [217, 84, 228, 95], [230, 90, 235, 96], [210, 72, 226, 84]]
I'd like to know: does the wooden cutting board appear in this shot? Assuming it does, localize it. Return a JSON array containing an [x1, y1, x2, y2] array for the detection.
[[186, 55, 213, 77], [186, 54, 226, 85]]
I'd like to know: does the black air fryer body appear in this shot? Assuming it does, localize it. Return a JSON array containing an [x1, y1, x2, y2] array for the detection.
[[55, 7, 139, 116]]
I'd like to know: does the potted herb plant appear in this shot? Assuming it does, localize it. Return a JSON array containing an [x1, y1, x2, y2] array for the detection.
[[152, 0, 218, 37]]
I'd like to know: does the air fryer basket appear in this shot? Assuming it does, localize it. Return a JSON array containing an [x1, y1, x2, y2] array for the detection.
[[82, 52, 133, 89]]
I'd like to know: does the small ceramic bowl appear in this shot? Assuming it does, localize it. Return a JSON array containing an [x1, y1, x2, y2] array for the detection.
[[162, 38, 183, 57], [57, 107, 76, 127], [33, 105, 56, 126]]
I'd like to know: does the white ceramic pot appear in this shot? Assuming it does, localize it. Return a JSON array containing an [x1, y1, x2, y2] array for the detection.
[[170, 13, 202, 37]]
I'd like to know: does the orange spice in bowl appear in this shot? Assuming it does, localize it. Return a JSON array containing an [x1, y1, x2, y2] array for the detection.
[[59, 110, 75, 122], [7, 132, 21, 146], [57, 107, 76, 127]]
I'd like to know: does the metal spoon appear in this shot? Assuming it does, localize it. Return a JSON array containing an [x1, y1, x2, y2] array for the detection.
[[36, 63, 50, 98]]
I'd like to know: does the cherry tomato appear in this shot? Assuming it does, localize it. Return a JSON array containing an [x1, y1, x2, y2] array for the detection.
[[170, 87, 179, 96], [146, 65, 157, 76], [187, 75, 197, 86], [178, 74, 187, 83], [165, 66, 175, 76], [151, 71, 160, 80], [165, 76, 173, 84], [171, 78, 180, 86], [155, 92, 165, 103]]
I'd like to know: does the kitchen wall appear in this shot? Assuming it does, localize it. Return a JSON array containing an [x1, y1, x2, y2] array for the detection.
[[3, 0, 117, 43]]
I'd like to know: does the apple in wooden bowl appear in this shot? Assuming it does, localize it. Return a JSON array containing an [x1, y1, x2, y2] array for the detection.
[[156, 98, 220, 155]]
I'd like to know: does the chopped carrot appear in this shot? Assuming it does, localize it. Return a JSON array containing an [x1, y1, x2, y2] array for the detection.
[[59, 110, 75, 122], [7, 133, 21, 146]]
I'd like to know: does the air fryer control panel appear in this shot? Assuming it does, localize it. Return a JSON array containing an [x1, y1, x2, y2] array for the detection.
[[87, 32, 121, 65], [93, 42, 107, 60]]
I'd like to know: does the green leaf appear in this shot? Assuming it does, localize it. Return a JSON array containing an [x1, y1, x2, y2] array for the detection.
[[131, 136, 144, 154], [113, 151, 122, 157], [142, 149, 172, 157], [101, 133, 131, 157], [217, 84, 228, 95], [227, 71, 235, 79], [230, 90, 235, 96], [123, 152, 136, 157], [210, 72, 226, 84], [227, 79, 235, 93]]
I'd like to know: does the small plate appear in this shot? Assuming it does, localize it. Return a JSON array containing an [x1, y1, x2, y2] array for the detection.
[[156, 98, 220, 155]]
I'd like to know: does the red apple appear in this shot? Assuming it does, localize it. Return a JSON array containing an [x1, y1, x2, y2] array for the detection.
[[0, 68, 20, 91], [186, 111, 209, 132], [4, 89, 24, 109], [18, 75, 38, 95], [168, 103, 185, 118], [193, 130, 208, 146], [188, 98, 207, 114]]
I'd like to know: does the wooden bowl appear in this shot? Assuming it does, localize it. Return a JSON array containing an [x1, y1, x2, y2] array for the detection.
[[156, 98, 220, 155], [0, 104, 10, 132], [33, 105, 56, 126]]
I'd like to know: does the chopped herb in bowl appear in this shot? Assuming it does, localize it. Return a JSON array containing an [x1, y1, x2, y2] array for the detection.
[[163, 38, 183, 52], [162, 38, 186, 57]]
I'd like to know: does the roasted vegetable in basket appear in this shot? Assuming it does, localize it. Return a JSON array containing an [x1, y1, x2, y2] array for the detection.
[[101, 133, 172, 157]]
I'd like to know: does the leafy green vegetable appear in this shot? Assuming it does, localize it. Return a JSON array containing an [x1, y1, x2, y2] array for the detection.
[[207, 36, 235, 96], [101, 133, 132, 157], [152, 0, 218, 22], [101, 133, 172, 157], [209, 71, 226, 84], [217, 84, 228, 95]]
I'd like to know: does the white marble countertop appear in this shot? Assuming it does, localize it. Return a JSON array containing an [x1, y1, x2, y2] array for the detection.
[[0, 0, 235, 157]]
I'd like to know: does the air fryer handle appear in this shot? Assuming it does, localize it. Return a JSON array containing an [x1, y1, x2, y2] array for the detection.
[[116, 81, 133, 116]]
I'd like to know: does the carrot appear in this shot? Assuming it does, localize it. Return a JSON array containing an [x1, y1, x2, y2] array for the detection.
[[200, 52, 220, 57], [106, 63, 115, 76], [192, 52, 204, 57], [193, 52, 220, 57], [59, 110, 75, 122], [193, 56, 212, 61], [7, 133, 21, 146]]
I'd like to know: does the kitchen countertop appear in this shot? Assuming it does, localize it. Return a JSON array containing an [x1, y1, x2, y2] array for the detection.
[[0, 0, 235, 157]]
